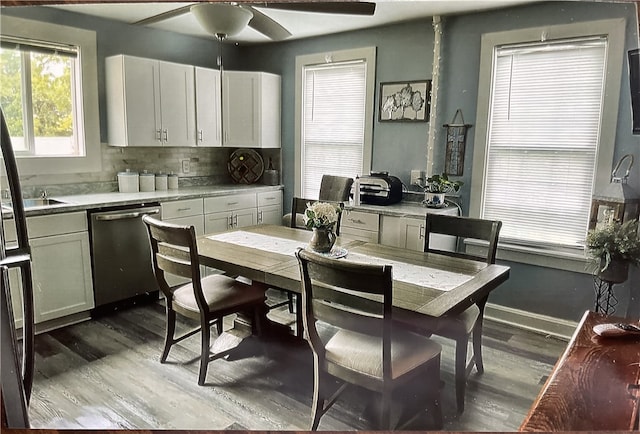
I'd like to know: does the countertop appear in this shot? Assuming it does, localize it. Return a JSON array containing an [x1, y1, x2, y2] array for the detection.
[[2, 184, 283, 218], [344, 201, 460, 218], [2, 184, 459, 220]]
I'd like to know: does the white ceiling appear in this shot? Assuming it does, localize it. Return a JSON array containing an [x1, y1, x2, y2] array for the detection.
[[39, 1, 541, 44]]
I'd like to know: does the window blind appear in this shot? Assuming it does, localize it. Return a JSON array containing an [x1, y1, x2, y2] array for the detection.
[[0, 35, 78, 57], [302, 61, 366, 198], [483, 37, 607, 248]]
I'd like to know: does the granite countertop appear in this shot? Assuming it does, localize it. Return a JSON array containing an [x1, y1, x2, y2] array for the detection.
[[2, 184, 283, 218], [344, 201, 460, 218]]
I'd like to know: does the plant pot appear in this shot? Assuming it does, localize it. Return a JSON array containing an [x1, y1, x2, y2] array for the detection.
[[308, 227, 336, 253], [425, 192, 446, 207], [598, 258, 629, 284]]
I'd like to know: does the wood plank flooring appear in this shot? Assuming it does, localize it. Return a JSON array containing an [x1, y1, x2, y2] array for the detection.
[[26, 292, 567, 431]]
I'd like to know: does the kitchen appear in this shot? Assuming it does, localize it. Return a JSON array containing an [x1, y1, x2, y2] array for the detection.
[[1, 0, 640, 431]]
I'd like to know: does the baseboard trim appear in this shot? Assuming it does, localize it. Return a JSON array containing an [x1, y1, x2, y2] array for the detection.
[[485, 303, 577, 341]]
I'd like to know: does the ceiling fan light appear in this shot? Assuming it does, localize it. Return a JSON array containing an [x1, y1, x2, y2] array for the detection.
[[191, 3, 253, 37]]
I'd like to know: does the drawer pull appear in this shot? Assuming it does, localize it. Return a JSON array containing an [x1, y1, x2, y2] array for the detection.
[[350, 219, 366, 225], [177, 207, 191, 212], [227, 201, 239, 206]]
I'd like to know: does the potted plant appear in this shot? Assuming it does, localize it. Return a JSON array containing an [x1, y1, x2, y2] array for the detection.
[[586, 219, 640, 283], [424, 173, 463, 207], [304, 201, 341, 253]]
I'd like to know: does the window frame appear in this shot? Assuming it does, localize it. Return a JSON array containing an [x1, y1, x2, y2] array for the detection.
[[469, 19, 626, 272], [294, 46, 376, 197], [0, 15, 101, 175]]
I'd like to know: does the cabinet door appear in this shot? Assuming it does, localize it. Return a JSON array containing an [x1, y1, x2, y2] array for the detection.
[[121, 56, 161, 147], [234, 208, 258, 228], [258, 204, 282, 225], [205, 211, 232, 233], [402, 217, 426, 252], [223, 71, 259, 148], [195, 67, 222, 147], [30, 232, 94, 323], [159, 61, 196, 147]]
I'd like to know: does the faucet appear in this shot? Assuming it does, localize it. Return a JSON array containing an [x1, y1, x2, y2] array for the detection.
[[40, 189, 47, 199]]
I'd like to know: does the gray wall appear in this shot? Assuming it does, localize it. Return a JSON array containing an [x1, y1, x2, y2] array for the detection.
[[237, 1, 640, 322], [3, 2, 640, 322]]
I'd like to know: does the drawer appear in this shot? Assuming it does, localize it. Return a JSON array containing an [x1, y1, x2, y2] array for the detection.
[[161, 198, 204, 219], [341, 210, 379, 232], [257, 190, 282, 207], [340, 226, 379, 243], [204, 193, 256, 213], [4, 212, 88, 240]]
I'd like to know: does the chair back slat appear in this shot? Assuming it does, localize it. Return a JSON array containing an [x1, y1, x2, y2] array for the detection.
[[143, 215, 207, 311], [425, 214, 502, 265], [296, 247, 392, 339]]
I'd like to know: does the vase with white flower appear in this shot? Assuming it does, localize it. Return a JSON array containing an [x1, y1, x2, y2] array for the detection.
[[304, 201, 341, 253]]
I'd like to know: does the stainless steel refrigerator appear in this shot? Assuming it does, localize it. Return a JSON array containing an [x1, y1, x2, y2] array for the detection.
[[1, 109, 34, 428]]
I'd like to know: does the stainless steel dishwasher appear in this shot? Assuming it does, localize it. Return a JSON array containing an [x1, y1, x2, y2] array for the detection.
[[89, 203, 161, 308]]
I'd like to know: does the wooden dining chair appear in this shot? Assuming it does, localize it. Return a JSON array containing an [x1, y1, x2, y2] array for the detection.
[[282, 174, 353, 228], [421, 213, 502, 413], [295, 248, 443, 430], [142, 215, 266, 386]]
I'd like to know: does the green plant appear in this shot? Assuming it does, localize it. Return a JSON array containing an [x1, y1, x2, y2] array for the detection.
[[425, 173, 463, 194], [304, 201, 341, 230], [586, 220, 640, 272]]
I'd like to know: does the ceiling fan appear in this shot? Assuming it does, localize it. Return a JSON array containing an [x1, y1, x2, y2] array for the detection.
[[133, 1, 377, 41]]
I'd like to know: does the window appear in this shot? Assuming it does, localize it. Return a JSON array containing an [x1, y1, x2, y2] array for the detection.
[[295, 47, 376, 198], [470, 19, 625, 266], [0, 15, 100, 175], [1, 37, 83, 157]]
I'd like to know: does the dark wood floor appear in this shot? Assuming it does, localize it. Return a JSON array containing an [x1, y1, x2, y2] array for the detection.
[[26, 292, 567, 431]]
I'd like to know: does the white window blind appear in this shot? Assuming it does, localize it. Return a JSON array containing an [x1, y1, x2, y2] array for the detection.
[[301, 61, 366, 198], [483, 37, 607, 248]]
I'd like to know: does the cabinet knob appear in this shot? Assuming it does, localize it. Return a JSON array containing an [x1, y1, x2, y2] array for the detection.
[[156, 129, 162, 141], [198, 130, 203, 141], [163, 129, 168, 142]]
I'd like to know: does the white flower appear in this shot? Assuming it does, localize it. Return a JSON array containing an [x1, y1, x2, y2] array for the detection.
[[304, 201, 340, 230]]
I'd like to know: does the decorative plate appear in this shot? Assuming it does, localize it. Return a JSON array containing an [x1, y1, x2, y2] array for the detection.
[[228, 149, 264, 184], [319, 247, 348, 259]]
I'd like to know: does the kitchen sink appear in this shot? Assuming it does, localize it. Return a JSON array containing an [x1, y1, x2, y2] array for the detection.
[[3, 198, 68, 210]]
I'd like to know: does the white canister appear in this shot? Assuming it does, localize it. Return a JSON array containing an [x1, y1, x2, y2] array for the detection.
[[117, 170, 139, 193], [139, 171, 155, 192], [155, 173, 168, 191], [168, 173, 179, 190]]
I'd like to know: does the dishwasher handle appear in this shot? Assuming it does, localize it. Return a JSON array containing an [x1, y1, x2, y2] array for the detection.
[[94, 208, 159, 221]]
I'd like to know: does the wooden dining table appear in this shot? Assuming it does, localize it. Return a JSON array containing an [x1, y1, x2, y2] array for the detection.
[[196, 224, 510, 335]]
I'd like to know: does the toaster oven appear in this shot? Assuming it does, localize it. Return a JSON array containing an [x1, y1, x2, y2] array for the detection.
[[358, 172, 403, 205]]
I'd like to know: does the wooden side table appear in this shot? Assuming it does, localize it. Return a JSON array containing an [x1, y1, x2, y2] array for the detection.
[[520, 310, 640, 431]]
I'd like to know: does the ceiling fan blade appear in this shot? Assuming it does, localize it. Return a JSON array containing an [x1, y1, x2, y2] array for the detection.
[[132, 4, 193, 26], [246, 6, 292, 41], [261, 2, 376, 16]]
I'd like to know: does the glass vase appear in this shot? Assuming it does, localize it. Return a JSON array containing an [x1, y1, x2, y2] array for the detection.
[[308, 227, 336, 253]]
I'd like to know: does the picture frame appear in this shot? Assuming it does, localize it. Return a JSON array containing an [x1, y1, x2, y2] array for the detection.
[[378, 80, 431, 122]]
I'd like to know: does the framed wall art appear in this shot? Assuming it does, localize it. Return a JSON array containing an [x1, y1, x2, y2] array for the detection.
[[379, 80, 431, 122]]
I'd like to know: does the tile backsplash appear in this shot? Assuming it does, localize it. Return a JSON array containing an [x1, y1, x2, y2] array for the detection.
[[8, 143, 281, 198]]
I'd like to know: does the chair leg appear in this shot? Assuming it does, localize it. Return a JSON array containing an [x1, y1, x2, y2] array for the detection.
[[287, 292, 294, 313], [380, 388, 392, 430], [198, 319, 211, 386], [429, 355, 443, 429], [160, 307, 176, 363], [310, 359, 325, 431], [454, 336, 469, 413], [472, 318, 484, 374], [216, 317, 223, 335]]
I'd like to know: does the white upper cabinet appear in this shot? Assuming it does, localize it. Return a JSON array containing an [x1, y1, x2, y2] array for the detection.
[[106, 55, 196, 147], [222, 71, 281, 148], [195, 67, 222, 147]]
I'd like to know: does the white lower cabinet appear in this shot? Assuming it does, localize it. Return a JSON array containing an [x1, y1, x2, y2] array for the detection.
[[379, 209, 458, 252], [257, 190, 283, 225], [4, 212, 94, 327], [340, 209, 380, 242], [204, 193, 258, 232]]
